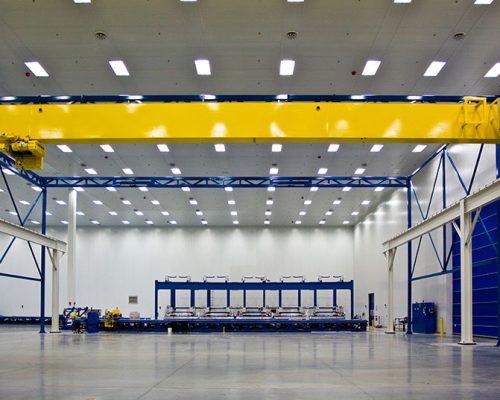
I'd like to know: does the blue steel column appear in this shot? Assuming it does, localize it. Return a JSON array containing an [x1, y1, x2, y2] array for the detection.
[[39, 188, 47, 334], [154, 281, 158, 319], [350, 284, 354, 319], [407, 180, 413, 335], [442, 149, 447, 269], [333, 290, 337, 306]]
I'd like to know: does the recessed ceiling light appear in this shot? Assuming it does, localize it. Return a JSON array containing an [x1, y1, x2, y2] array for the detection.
[[85, 168, 97, 175], [333, 200, 342, 205], [325, 210, 333, 216], [374, 187, 384, 192], [19, 200, 30, 205], [276, 94, 288, 100], [56, 200, 66, 205], [61, 220, 69, 225], [32, 186, 43, 192], [214, 143, 226, 152], [484, 62, 500, 78], [195, 59, 211, 75], [354, 168, 365, 175], [264, 220, 270, 225], [269, 167, 279, 175], [233, 220, 239, 225], [328, 144, 340, 152], [91, 220, 100, 225], [343, 221, 350, 225], [423, 61, 446, 77], [2, 168, 14, 175], [181, 187, 191, 192], [135, 211, 144, 216], [31, 220, 40, 225], [343, 187, 352, 192], [138, 187, 148, 192], [317, 168, 328, 175], [265, 211, 272, 216], [161, 211, 170, 216], [299, 211, 306, 216], [109, 60, 130, 76], [394, 0, 412, 3], [295, 221, 302, 225], [280, 59, 295, 76], [46, 211, 52, 216], [350, 95, 366, 100], [370, 144, 384, 152], [362, 200, 370, 205], [145, 220, 154, 225], [407, 95, 423, 100], [157, 144, 170, 152], [201, 220, 208, 225], [122, 168, 134, 175], [412, 144, 427, 153], [266, 199, 274, 205], [171, 167, 182, 175], [1, 96, 16, 101], [122, 200, 131, 205], [267, 186, 276, 192], [73, 187, 84, 192], [304, 200, 312, 205], [24, 61, 49, 77], [319, 220, 326, 225], [126, 95, 143, 100], [189, 199, 198, 205], [287, 0, 304, 2], [310, 187, 319, 192], [230, 211, 238, 216], [272, 143, 282, 152], [106, 187, 117, 192], [474, 0, 494, 4], [109, 211, 118, 216], [57, 145, 72, 153], [100, 144, 114, 153], [74, 0, 92, 3], [352, 211, 359, 216], [196, 210, 203, 216], [8, 211, 17, 216], [225, 187, 233, 192], [122, 220, 130, 225], [170, 221, 177, 225], [362, 60, 382, 76], [93, 200, 103, 205], [228, 200, 236, 205], [151, 200, 160, 205], [202, 94, 216, 100], [76, 211, 85, 216]]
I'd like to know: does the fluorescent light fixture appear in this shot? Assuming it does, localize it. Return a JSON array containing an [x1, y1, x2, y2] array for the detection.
[[122, 200, 131, 205], [151, 200, 160, 205], [145, 220, 154, 225], [407, 95, 423, 100], [61, 220, 69, 225], [295, 221, 302, 225], [266, 199, 274, 205], [171, 167, 182, 175], [423, 61, 446, 77], [412, 144, 427, 153], [375, 187, 384, 192], [317, 168, 328, 175], [342, 187, 352, 192], [19, 200, 30, 205], [280, 59, 295, 76], [85, 168, 97, 175], [276, 94, 288, 100], [127, 95, 143, 100], [100, 144, 114, 153], [74, 0, 92, 3], [328, 144, 340, 152], [225, 187, 233, 192], [106, 187, 117, 192], [343, 221, 350, 225], [31, 220, 40, 225], [138, 187, 148, 192], [2, 168, 14, 175], [362, 200, 371, 205], [304, 200, 312, 205], [189, 199, 198, 205], [265, 211, 272, 216], [370, 144, 384, 152], [135, 211, 144, 216], [46, 211, 52, 216], [180, 187, 190, 193], [122, 220, 130, 225], [233, 221, 239, 225], [73, 187, 84, 192], [202, 94, 216, 100], [32, 186, 42, 192], [1, 96, 16, 101], [288, 0, 304, 2], [91, 220, 100, 225], [228, 200, 236, 205], [122, 168, 134, 175], [362, 60, 382, 76], [170, 221, 177, 225], [351, 95, 366, 100], [272, 143, 282, 152], [157, 144, 170, 152], [109, 211, 118, 216], [267, 187, 276, 192], [76, 211, 85, 216], [195, 59, 211, 75], [230, 211, 238, 216], [109, 60, 130, 76], [310, 187, 319, 192], [319, 220, 326, 225], [93, 200, 103, 205], [57, 145, 72, 153], [269, 167, 279, 175], [196, 211, 203, 216], [394, 0, 412, 3], [8, 211, 17, 216], [333, 200, 342, 205], [215, 143, 226, 152], [352, 211, 359, 216], [325, 210, 333, 216], [484, 62, 500, 78], [201, 220, 208, 225], [161, 211, 170, 216], [24, 61, 49, 77], [474, 0, 494, 4], [299, 211, 306, 216], [56, 200, 66, 205], [264, 220, 270, 225], [354, 168, 365, 175]]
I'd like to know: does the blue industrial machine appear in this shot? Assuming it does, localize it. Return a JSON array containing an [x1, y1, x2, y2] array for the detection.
[[86, 310, 100, 333], [412, 302, 436, 334]]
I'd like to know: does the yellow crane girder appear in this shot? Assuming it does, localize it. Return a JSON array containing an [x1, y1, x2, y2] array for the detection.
[[0, 97, 498, 169]]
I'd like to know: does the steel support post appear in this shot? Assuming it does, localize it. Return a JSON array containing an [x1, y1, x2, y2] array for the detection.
[[407, 181, 413, 335], [350, 285, 354, 319], [39, 189, 47, 334], [67, 189, 77, 306], [154, 281, 158, 320], [50, 249, 60, 333], [385, 248, 397, 334], [459, 199, 475, 345], [333, 290, 337, 306]]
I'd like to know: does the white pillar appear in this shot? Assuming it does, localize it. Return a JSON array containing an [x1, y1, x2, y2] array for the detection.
[[50, 250, 60, 333], [67, 189, 77, 306], [459, 199, 475, 345], [386, 248, 396, 334]]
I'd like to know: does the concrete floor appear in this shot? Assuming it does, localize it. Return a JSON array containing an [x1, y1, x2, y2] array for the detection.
[[0, 327, 499, 399]]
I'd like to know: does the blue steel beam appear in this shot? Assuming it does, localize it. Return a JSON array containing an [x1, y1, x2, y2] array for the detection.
[[0, 153, 45, 187]]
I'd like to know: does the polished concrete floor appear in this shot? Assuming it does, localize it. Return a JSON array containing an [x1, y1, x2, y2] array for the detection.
[[0, 327, 499, 399]]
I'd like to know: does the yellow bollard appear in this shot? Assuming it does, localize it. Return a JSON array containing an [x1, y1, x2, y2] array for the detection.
[[439, 317, 444, 336]]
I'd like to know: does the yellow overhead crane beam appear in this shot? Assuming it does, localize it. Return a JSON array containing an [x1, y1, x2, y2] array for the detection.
[[0, 97, 499, 170]]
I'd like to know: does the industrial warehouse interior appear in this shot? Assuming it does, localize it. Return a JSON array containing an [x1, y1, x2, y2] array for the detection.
[[0, 0, 499, 399]]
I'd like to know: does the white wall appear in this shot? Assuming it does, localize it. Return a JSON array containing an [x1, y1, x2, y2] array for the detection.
[[0, 226, 353, 318], [354, 144, 496, 334]]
